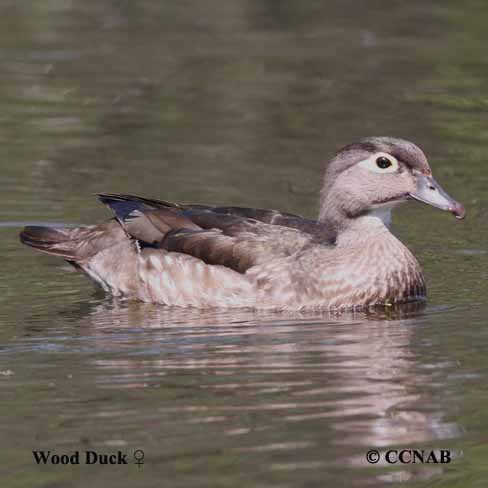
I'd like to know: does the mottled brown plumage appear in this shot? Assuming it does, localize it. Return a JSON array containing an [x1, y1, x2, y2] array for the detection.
[[20, 137, 465, 310]]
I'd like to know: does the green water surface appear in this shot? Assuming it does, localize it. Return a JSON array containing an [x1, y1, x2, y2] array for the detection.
[[1, 1, 488, 487]]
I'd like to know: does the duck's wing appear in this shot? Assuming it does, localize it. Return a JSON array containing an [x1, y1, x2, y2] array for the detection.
[[97, 193, 333, 274], [97, 192, 330, 237]]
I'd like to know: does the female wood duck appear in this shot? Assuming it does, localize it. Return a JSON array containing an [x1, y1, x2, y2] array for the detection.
[[20, 137, 465, 310]]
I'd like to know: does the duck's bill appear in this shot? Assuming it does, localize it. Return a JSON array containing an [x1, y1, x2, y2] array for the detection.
[[409, 174, 466, 219]]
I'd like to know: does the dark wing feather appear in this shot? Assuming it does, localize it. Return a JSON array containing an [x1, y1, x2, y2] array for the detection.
[[97, 193, 333, 273], [162, 229, 253, 272], [162, 225, 314, 273], [97, 192, 332, 238]]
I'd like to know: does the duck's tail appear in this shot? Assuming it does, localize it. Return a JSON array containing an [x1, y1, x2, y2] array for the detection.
[[19, 220, 132, 262], [20, 222, 139, 295], [19, 225, 81, 260]]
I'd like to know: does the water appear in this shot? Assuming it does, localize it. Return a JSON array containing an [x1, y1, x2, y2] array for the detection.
[[1, 1, 488, 486]]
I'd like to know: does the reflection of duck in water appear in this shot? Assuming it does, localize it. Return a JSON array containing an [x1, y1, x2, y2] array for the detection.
[[77, 300, 461, 463], [20, 137, 464, 310]]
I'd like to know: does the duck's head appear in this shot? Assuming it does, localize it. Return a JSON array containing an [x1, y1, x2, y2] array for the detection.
[[319, 137, 465, 231]]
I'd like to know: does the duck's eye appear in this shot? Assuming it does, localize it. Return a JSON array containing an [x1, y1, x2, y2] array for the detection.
[[358, 152, 399, 174], [376, 156, 392, 169]]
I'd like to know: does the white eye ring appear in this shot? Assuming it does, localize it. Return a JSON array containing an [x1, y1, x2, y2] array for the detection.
[[358, 152, 399, 174]]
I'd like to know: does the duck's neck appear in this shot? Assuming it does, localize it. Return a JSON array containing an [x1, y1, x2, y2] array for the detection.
[[334, 208, 394, 248]]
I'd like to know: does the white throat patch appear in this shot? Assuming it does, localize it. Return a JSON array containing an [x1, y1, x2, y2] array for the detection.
[[369, 207, 393, 227], [368, 200, 402, 228]]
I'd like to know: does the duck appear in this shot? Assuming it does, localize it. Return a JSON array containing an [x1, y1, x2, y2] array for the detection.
[[20, 137, 465, 311]]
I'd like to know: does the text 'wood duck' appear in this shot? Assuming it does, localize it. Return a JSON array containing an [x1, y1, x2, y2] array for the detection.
[[20, 137, 465, 310]]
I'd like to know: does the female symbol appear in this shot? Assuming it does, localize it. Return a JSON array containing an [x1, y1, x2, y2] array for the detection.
[[133, 449, 144, 468]]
